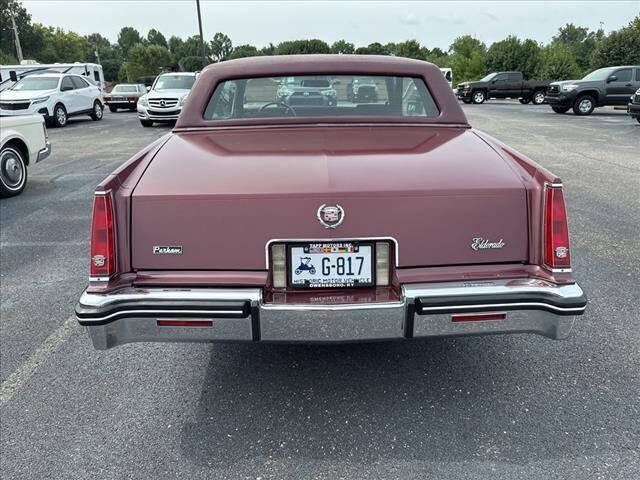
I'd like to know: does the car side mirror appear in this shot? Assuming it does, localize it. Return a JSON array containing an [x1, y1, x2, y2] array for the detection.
[[61, 85, 73, 92], [9, 71, 17, 82], [607, 76, 617, 83]]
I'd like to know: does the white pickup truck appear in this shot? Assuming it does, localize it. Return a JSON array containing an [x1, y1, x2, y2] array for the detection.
[[0, 115, 51, 197]]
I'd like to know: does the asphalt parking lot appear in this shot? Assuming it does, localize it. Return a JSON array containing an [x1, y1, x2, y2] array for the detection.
[[1, 102, 639, 479]]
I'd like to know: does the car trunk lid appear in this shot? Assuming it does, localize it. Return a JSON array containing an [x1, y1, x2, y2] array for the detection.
[[130, 126, 528, 270]]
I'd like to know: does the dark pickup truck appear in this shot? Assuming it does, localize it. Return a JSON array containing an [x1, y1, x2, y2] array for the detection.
[[545, 66, 640, 116], [457, 72, 551, 105]]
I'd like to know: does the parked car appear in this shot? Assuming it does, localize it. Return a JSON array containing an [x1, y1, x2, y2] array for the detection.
[[440, 68, 453, 89], [346, 77, 379, 103], [545, 66, 640, 115], [137, 72, 196, 127], [104, 84, 147, 112], [457, 72, 551, 105], [628, 88, 640, 123], [0, 73, 103, 127], [277, 77, 337, 106], [75, 55, 586, 350], [0, 115, 51, 197]]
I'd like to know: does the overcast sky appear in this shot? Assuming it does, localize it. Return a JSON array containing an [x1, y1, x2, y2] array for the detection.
[[22, 1, 639, 50]]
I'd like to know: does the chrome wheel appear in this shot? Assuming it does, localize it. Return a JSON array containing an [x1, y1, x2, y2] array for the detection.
[[578, 99, 593, 113], [0, 147, 26, 193], [473, 91, 485, 104], [94, 102, 103, 119], [55, 106, 67, 126], [533, 92, 545, 104]]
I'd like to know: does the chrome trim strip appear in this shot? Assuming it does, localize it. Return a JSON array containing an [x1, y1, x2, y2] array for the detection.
[[403, 279, 584, 298], [265, 236, 399, 269], [419, 302, 585, 314], [36, 141, 51, 163], [89, 276, 112, 283], [81, 309, 243, 323], [260, 300, 404, 311], [77, 287, 262, 308]]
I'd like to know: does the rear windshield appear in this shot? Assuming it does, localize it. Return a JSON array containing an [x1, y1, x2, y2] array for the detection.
[[154, 75, 195, 90], [113, 85, 137, 92], [204, 75, 439, 120], [10, 77, 59, 91]]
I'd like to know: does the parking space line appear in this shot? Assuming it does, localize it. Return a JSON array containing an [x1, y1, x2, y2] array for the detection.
[[0, 315, 78, 404]]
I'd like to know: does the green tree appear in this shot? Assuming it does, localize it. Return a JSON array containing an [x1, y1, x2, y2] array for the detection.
[[117, 27, 142, 58], [275, 39, 330, 55], [168, 35, 183, 55], [32, 24, 89, 63], [210, 32, 232, 62], [331, 40, 355, 54], [126, 43, 172, 80], [228, 44, 261, 59], [0, 0, 31, 58], [552, 23, 604, 72], [448, 35, 487, 81], [180, 56, 208, 71], [0, 49, 18, 64], [260, 43, 276, 56], [591, 15, 640, 68], [538, 44, 581, 80], [147, 29, 167, 48], [450, 35, 486, 59], [395, 39, 427, 60], [486, 36, 541, 79]]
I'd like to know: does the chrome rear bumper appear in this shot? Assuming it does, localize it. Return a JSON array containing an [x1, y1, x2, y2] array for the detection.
[[75, 279, 587, 350]]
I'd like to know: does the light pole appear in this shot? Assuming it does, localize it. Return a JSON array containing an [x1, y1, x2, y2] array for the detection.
[[195, 0, 207, 67], [9, 9, 24, 63]]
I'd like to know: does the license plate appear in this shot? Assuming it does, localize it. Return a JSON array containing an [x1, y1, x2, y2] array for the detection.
[[288, 242, 374, 288]]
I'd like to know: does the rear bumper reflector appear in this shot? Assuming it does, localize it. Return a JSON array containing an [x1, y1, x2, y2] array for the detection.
[[451, 313, 506, 322]]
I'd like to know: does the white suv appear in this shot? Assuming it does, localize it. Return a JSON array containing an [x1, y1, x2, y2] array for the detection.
[[137, 72, 196, 127], [0, 73, 103, 128]]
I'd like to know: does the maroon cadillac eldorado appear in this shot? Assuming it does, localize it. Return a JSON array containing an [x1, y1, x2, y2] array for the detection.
[[75, 55, 587, 349]]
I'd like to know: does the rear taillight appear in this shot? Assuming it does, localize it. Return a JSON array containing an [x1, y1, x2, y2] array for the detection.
[[90, 192, 116, 279], [544, 184, 571, 270]]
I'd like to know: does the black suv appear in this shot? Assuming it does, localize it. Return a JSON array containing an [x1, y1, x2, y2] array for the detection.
[[456, 71, 551, 105], [546, 66, 640, 116]]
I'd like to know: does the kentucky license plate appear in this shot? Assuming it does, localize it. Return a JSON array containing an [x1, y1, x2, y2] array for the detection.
[[288, 242, 374, 288]]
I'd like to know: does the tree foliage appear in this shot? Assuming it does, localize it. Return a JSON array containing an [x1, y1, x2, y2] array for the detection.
[[210, 32, 233, 62], [125, 43, 172, 80], [2, 0, 638, 86]]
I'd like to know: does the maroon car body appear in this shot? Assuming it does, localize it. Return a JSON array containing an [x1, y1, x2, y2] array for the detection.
[[76, 55, 586, 349]]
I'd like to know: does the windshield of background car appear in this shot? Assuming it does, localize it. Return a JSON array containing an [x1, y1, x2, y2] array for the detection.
[[479, 73, 497, 82], [113, 85, 138, 92], [11, 77, 59, 91], [581, 68, 616, 81], [204, 75, 439, 120], [153, 75, 195, 90]]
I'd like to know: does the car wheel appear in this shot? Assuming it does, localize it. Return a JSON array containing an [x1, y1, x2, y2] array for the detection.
[[552, 106, 570, 114], [53, 104, 68, 127], [519, 98, 531, 104], [532, 91, 546, 105], [109, 105, 118, 113], [140, 119, 153, 127], [636, 117, 640, 124], [0, 145, 28, 197], [472, 90, 486, 104], [90, 100, 104, 121], [573, 95, 595, 116]]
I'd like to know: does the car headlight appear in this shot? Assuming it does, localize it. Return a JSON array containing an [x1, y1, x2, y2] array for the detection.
[[31, 96, 50, 105], [321, 90, 336, 96], [138, 96, 148, 107], [179, 95, 188, 106], [561, 84, 578, 92], [279, 88, 292, 97]]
